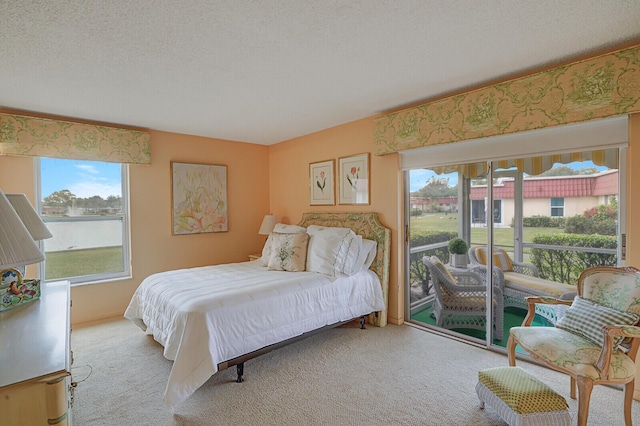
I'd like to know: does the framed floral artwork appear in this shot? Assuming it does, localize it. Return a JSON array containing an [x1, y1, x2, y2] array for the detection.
[[309, 159, 335, 205], [171, 161, 228, 235], [338, 153, 370, 205]]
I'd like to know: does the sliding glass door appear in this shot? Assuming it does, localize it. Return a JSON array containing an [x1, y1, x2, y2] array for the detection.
[[406, 147, 623, 349]]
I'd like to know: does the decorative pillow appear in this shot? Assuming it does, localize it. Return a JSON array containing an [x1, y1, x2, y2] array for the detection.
[[430, 256, 456, 284], [306, 225, 361, 277], [267, 232, 309, 272], [474, 247, 513, 272], [556, 296, 639, 350], [261, 224, 307, 265]]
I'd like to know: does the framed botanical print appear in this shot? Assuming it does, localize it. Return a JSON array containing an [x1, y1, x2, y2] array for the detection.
[[309, 159, 335, 205], [338, 153, 370, 205], [171, 161, 228, 235]]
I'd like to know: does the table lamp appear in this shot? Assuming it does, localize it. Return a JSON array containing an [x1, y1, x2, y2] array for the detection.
[[6, 194, 53, 241], [258, 214, 279, 236], [0, 190, 47, 311]]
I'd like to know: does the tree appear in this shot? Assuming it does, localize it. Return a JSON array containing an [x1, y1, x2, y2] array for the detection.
[[537, 165, 599, 177], [42, 191, 122, 214], [106, 195, 122, 209], [43, 190, 76, 207], [565, 201, 617, 236], [411, 176, 457, 199]]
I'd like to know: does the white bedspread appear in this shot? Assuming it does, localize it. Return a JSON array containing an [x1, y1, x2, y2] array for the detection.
[[124, 260, 385, 409]]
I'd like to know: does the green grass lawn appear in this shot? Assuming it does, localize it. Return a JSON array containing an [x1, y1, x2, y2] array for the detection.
[[410, 213, 563, 249], [45, 246, 124, 280]]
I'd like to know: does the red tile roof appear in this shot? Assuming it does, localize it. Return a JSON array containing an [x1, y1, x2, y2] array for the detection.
[[469, 170, 617, 200]]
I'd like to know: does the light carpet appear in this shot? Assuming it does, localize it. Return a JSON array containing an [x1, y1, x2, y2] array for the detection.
[[70, 318, 640, 425]]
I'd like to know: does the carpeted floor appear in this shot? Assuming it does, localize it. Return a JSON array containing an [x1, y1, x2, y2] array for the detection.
[[71, 318, 640, 425]]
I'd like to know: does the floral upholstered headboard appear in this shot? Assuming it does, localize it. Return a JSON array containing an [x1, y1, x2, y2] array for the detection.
[[298, 212, 390, 327]]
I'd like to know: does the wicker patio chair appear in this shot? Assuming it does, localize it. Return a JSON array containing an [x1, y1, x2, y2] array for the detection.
[[468, 246, 575, 324], [423, 256, 504, 340]]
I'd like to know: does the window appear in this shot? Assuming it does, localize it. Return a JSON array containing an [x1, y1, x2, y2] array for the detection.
[[550, 197, 564, 217], [37, 158, 130, 284]]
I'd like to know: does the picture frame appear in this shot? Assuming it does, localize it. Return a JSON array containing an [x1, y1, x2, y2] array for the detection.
[[338, 153, 370, 205], [309, 159, 335, 205], [171, 161, 228, 235]]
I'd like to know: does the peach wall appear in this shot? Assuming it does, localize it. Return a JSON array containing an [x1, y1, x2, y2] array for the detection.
[[0, 155, 39, 278], [625, 113, 640, 400], [268, 117, 403, 324], [627, 114, 640, 402], [0, 129, 271, 325]]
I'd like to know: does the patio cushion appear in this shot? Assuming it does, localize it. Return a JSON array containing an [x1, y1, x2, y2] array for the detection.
[[430, 256, 456, 284], [504, 272, 576, 298], [474, 247, 513, 272]]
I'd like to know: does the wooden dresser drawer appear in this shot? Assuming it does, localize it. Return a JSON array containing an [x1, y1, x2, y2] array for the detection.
[[46, 376, 70, 422]]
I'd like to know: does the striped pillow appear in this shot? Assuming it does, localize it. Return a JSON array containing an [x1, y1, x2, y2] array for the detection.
[[474, 247, 513, 272], [556, 296, 639, 350]]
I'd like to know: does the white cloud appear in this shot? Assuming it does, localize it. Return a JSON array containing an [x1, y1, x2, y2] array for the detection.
[[70, 182, 121, 199], [76, 164, 99, 174]]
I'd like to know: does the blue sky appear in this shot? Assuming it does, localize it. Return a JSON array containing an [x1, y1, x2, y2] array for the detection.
[[41, 158, 122, 199], [409, 161, 607, 192], [40, 158, 607, 198]]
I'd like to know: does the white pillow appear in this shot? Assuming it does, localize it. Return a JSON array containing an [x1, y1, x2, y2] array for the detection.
[[353, 238, 378, 273], [260, 233, 274, 266], [261, 224, 307, 265], [273, 223, 307, 234], [306, 225, 361, 277]]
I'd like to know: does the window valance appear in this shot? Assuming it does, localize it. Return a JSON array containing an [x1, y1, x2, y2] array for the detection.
[[0, 113, 151, 164], [375, 43, 640, 155]]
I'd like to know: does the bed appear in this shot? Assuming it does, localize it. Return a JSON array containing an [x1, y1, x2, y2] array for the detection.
[[124, 212, 390, 409]]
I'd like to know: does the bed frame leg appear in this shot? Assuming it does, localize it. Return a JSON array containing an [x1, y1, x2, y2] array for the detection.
[[359, 316, 366, 329], [236, 363, 244, 383]]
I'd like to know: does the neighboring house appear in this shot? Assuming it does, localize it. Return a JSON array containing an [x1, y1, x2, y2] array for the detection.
[[410, 196, 458, 213], [469, 170, 618, 226], [411, 170, 618, 226]]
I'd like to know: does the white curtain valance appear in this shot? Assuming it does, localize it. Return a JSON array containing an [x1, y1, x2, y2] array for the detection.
[[0, 113, 151, 164]]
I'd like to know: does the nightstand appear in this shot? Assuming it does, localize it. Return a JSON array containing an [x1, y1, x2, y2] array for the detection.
[[248, 254, 261, 261]]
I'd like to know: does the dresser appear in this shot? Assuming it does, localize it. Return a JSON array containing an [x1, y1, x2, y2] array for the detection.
[[0, 280, 73, 425]]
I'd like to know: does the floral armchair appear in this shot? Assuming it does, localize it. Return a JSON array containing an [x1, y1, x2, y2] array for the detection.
[[423, 256, 504, 340], [507, 266, 640, 426]]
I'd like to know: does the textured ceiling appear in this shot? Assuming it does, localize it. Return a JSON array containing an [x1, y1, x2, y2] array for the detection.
[[2, 1, 640, 145]]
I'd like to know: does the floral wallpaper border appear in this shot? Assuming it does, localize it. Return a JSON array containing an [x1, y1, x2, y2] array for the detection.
[[374, 44, 640, 155], [0, 113, 151, 164]]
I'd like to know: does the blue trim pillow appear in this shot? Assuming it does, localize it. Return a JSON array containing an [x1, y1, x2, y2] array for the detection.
[[556, 296, 639, 350]]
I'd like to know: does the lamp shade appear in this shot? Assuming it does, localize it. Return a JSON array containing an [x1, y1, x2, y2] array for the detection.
[[0, 190, 44, 270], [6, 194, 52, 240], [258, 214, 279, 235]]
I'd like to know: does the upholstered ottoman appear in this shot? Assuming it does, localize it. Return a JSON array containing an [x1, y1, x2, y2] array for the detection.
[[476, 366, 571, 426]]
